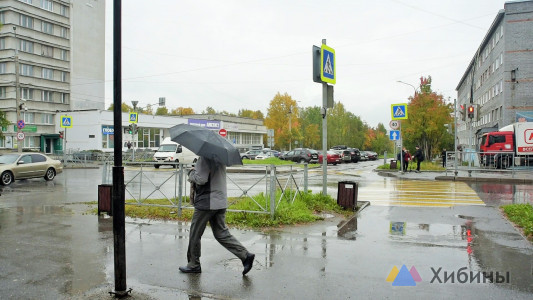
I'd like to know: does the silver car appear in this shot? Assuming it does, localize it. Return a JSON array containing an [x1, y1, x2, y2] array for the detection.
[[0, 153, 63, 185]]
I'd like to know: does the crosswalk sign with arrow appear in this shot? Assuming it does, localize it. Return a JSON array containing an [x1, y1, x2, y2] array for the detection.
[[391, 103, 408, 120], [60, 116, 73, 128]]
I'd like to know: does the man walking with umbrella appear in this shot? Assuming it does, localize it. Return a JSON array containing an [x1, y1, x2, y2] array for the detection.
[[170, 124, 255, 275]]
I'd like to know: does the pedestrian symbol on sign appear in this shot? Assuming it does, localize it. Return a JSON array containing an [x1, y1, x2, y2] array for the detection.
[[391, 104, 408, 120], [60, 116, 73, 128]]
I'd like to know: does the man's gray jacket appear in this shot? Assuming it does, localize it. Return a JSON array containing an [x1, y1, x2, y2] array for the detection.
[[188, 157, 227, 210]]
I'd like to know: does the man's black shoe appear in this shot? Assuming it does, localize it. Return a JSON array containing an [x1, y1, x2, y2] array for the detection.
[[242, 253, 255, 275], [179, 265, 201, 274]]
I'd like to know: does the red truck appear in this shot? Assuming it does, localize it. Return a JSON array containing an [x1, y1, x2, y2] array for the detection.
[[479, 122, 533, 168]]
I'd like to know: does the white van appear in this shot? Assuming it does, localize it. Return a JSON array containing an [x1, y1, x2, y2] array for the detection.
[[153, 137, 197, 168]]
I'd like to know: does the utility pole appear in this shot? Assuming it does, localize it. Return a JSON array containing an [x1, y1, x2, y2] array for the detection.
[[288, 107, 292, 151], [454, 98, 458, 176], [14, 27, 22, 153]]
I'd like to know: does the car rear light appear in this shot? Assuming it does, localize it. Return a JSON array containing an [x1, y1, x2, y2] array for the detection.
[[307, 153, 311, 157]]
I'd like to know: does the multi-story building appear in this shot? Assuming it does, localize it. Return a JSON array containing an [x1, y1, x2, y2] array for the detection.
[[0, 0, 105, 153], [456, 0, 533, 151]]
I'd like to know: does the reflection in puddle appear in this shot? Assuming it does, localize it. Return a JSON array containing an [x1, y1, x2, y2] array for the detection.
[[469, 182, 533, 206]]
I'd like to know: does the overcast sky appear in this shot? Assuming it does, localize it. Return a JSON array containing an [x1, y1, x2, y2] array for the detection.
[[104, 0, 508, 128]]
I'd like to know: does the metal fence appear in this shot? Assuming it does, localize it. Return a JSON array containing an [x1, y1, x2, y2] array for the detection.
[[444, 150, 533, 177], [102, 162, 310, 218]]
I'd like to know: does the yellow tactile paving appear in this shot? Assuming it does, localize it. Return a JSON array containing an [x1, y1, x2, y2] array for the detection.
[[358, 180, 485, 207]]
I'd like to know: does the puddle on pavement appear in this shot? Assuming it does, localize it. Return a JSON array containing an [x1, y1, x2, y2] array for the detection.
[[468, 182, 533, 206]]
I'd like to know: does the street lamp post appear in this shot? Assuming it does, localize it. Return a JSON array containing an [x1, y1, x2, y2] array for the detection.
[[396, 80, 419, 174], [131, 100, 138, 162]]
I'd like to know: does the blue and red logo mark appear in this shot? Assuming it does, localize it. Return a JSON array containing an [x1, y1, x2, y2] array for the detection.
[[386, 265, 422, 286]]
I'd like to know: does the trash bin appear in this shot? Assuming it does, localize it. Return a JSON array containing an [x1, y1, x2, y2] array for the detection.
[[98, 184, 113, 216], [337, 181, 357, 210], [390, 159, 397, 169]]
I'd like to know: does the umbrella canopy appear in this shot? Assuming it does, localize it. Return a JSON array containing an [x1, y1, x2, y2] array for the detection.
[[169, 124, 243, 166]]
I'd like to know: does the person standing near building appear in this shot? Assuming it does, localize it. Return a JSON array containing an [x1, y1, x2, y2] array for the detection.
[[414, 146, 424, 173], [179, 156, 255, 275]]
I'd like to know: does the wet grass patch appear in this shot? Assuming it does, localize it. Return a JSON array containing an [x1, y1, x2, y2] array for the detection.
[[502, 204, 533, 241], [377, 161, 445, 171], [91, 191, 351, 229]]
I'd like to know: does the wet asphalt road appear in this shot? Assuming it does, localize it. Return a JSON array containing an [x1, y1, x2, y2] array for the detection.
[[0, 163, 532, 299]]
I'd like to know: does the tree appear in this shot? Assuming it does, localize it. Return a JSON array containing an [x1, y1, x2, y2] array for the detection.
[[326, 102, 366, 149], [0, 111, 11, 138], [155, 106, 168, 115], [402, 76, 453, 159], [170, 107, 195, 116], [299, 106, 322, 149], [264, 92, 300, 150], [107, 103, 133, 112], [202, 106, 216, 114], [238, 109, 264, 120]]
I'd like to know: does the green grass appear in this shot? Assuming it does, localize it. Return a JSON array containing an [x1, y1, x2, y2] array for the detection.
[[93, 191, 352, 229], [377, 160, 445, 171], [502, 204, 533, 240]]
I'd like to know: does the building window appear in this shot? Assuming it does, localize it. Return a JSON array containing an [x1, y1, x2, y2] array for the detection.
[[0, 12, 4, 25], [60, 49, 68, 60], [20, 15, 34, 29], [60, 27, 68, 38], [20, 40, 34, 53], [0, 37, 5, 50], [23, 136, 38, 148], [41, 0, 53, 11], [23, 112, 35, 123], [60, 5, 68, 17], [42, 68, 53, 80], [21, 88, 33, 100], [41, 45, 53, 57], [20, 0, 33, 4], [42, 21, 53, 34], [20, 64, 34, 76], [0, 87, 6, 99], [41, 113, 53, 124], [60, 93, 68, 103], [42, 90, 53, 102], [0, 63, 6, 74], [60, 71, 67, 82]]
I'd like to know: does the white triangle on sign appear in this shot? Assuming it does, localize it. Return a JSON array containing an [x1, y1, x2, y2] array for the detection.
[[63, 118, 71, 126], [394, 107, 405, 117]]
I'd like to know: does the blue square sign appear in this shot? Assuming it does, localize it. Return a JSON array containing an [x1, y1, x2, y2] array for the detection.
[[321, 44, 336, 84]]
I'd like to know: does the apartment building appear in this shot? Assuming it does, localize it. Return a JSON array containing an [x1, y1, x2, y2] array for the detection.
[[456, 0, 533, 150], [0, 0, 105, 153]]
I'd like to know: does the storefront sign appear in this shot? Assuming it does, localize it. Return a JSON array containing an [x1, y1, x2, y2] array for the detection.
[[188, 119, 220, 130], [102, 125, 114, 135]]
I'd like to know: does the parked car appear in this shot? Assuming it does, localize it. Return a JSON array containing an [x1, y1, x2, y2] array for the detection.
[[254, 151, 274, 160], [279, 148, 319, 163], [366, 151, 378, 160], [0, 153, 63, 185], [240, 150, 263, 160], [318, 150, 342, 165], [340, 150, 352, 163], [359, 151, 369, 161], [347, 148, 361, 163]]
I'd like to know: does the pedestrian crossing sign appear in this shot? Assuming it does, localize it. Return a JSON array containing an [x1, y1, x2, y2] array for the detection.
[[391, 103, 408, 120], [321, 44, 336, 84], [129, 112, 138, 123], [60, 116, 72, 128]]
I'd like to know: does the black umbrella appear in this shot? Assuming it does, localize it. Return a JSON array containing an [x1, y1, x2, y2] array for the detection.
[[169, 124, 243, 166]]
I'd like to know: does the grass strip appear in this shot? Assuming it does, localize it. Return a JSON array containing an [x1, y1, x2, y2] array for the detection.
[[502, 204, 533, 240]]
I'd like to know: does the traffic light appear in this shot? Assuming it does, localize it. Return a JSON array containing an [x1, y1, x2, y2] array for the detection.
[[460, 104, 466, 121], [468, 105, 474, 119], [128, 124, 133, 134], [59, 131, 64, 139]]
